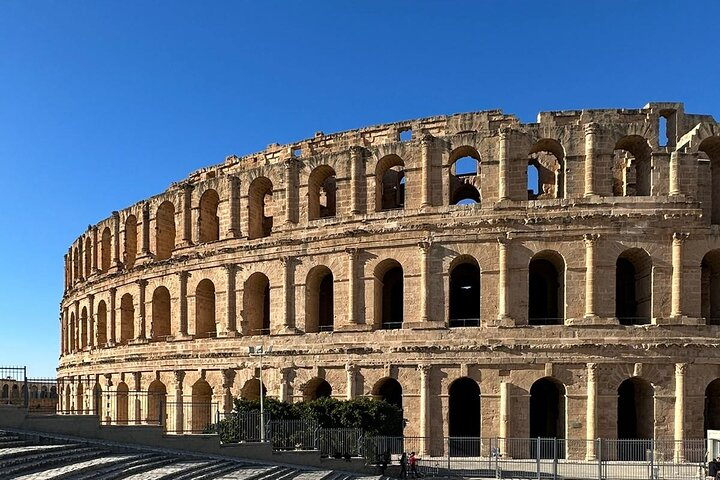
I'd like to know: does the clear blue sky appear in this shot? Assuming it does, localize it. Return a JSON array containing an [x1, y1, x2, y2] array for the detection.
[[1, 1, 718, 377]]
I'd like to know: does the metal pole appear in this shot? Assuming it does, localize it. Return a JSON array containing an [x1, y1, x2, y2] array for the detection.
[[597, 438, 602, 480], [537, 437, 541, 480], [259, 348, 265, 442]]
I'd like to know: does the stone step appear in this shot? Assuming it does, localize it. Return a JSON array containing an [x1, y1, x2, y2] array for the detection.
[[216, 465, 288, 480], [0, 445, 95, 469], [166, 459, 234, 480], [11, 452, 136, 480], [292, 471, 336, 480], [0, 440, 31, 448], [65, 452, 174, 480], [3, 447, 107, 477]]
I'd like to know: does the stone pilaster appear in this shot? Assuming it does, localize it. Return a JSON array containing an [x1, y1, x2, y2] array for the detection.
[[92, 226, 99, 274], [180, 183, 194, 247], [279, 367, 292, 403], [221, 264, 239, 337], [284, 158, 298, 225], [586, 363, 598, 460], [278, 256, 298, 334], [498, 128, 511, 201], [346, 248, 358, 326], [108, 287, 117, 345], [499, 381, 509, 456], [132, 372, 142, 424], [669, 151, 681, 196], [496, 236, 513, 325], [227, 176, 241, 238], [222, 369, 236, 414], [671, 232, 689, 319], [173, 370, 185, 434], [350, 146, 364, 215], [345, 363, 357, 400], [421, 135, 433, 208], [111, 211, 121, 271], [177, 271, 190, 338], [584, 123, 599, 196], [674, 363, 687, 462], [135, 279, 148, 341], [418, 364, 431, 456], [88, 294, 95, 349], [418, 240, 431, 323], [584, 234, 600, 320]]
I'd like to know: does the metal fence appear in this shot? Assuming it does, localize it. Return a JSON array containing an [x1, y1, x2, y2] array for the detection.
[[26, 377, 58, 414], [164, 399, 218, 434], [0, 366, 27, 407]]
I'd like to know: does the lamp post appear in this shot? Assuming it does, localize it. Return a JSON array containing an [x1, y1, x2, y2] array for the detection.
[[248, 344, 272, 442]]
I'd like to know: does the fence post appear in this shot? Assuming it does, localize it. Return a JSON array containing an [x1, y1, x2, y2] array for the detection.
[[597, 438, 602, 480], [536, 437, 541, 480], [553, 438, 558, 480], [650, 438, 656, 480], [22, 367, 28, 409]]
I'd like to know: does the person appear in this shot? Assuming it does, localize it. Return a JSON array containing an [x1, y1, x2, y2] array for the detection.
[[399, 452, 407, 478], [408, 451, 419, 478], [378, 449, 390, 475], [710, 456, 720, 479]]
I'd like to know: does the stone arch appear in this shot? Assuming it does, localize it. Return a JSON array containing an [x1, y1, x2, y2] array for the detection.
[[305, 265, 334, 333], [705, 378, 720, 435], [308, 165, 337, 220], [116, 381, 129, 424], [616, 248, 652, 325], [151, 286, 171, 340], [376, 154, 405, 211], [240, 378, 266, 401], [96, 300, 107, 347], [374, 259, 403, 329], [195, 279, 216, 338], [191, 379, 212, 433], [617, 377, 654, 459], [147, 380, 167, 424], [528, 138, 564, 200], [303, 377, 332, 401], [612, 135, 652, 196], [155, 201, 176, 260], [699, 137, 720, 224], [120, 293, 135, 344], [530, 377, 566, 459], [449, 146, 481, 205], [528, 250, 565, 325], [248, 177, 273, 240], [372, 377, 403, 433], [1, 384, 8, 400], [449, 256, 480, 327], [448, 377, 480, 455], [101, 227, 111, 272], [124, 215, 137, 269], [199, 189, 220, 243], [702, 249, 720, 325], [243, 272, 270, 335]]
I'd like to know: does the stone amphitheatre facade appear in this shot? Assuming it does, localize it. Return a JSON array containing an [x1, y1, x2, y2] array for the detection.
[[58, 102, 720, 459]]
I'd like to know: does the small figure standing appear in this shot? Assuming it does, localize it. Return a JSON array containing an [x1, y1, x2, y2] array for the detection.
[[408, 451, 419, 478], [399, 451, 407, 478], [378, 449, 390, 475], [709, 456, 720, 479]]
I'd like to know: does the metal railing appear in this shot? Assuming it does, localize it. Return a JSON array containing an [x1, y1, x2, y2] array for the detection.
[[26, 378, 58, 414], [448, 318, 480, 328], [0, 366, 27, 407], [381, 322, 403, 330], [164, 400, 218, 434]]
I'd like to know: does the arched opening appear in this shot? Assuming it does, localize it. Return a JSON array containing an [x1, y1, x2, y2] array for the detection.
[[80, 307, 88, 349], [151, 286, 171, 340], [120, 293, 135, 344], [305, 266, 334, 333], [124, 215, 137, 269], [528, 251, 565, 325], [617, 377, 654, 460], [448, 377, 480, 456], [248, 177, 273, 240], [449, 146, 481, 206], [376, 155, 405, 211], [64, 384, 71, 413], [84, 237, 92, 278], [612, 135, 652, 197], [308, 165, 337, 220], [244, 272, 270, 335], [530, 377, 566, 459], [449, 259, 480, 327], [240, 378, 266, 401], [69, 313, 76, 352], [616, 248, 652, 325], [96, 300, 107, 347], [191, 379, 212, 433], [93, 383, 102, 418], [372, 378, 403, 434], [705, 379, 720, 436], [195, 279, 216, 338], [1, 384, 8, 400], [75, 383, 84, 414], [101, 227, 111, 272], [155, 201, 176, 261], [702, 250, 720, 325], [528, 139, 564, 200], [303, 378, 332, 401], [116, 382, 129, 424], [147, 380, 167, 425], [375, 260, 403, 329], [199, 189, 220, 243], [699, 137, 720, 224]]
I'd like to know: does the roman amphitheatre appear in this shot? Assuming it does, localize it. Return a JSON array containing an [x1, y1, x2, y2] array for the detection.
[[57, 101, 720, 460]]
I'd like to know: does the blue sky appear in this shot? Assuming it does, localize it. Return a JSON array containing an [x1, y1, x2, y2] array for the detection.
[[1, 1, 719, 377]]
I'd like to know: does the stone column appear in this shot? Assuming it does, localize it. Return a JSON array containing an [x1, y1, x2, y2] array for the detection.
[[108, 287, 117, 345], [132, 372, 142, 424], [583, 234, 600, 320], [279, 367, 292, 403], [92, 226, 99, 274], [674, 363, 687, 462], [227, 176, 240, 238], [88, 294, 95, 349], [173, 371, 185, 434], [586, 363, 598, 460], [279, 256, 297, 334], [180, 183, 194, 247], [421, 135, 433, 208], [345, 248, 359, 326], [222, 369, 236, 414], [178, 271, 190, 338], [418, 241, 431, 323], [498, 128, 511, 201], [284, 159, 298, 225], [345, 364, 357, 400], [669, 151, 681, 196], [103, 374, 113, 424], [671, 232, 689, 319], [74, 301, 80, 352], [111, 211, 121, 270], [584, 123, 599, 196], [350, 146, 364, 215], [222, 264, 238, 336], [497, 236, 512, 324], [418, 364, 431, 456], [136, 279, 147, 341], [141, 202, 151, 256], [499, 381, 509, 457]]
